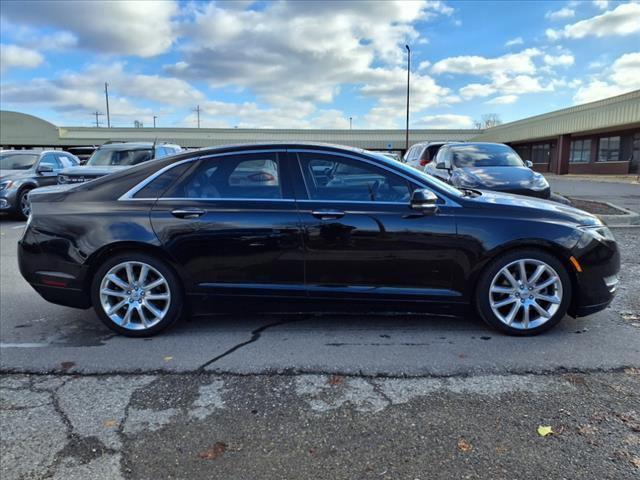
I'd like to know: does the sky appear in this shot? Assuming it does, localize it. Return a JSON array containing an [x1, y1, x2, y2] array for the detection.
[[0, 0, 639, 129]]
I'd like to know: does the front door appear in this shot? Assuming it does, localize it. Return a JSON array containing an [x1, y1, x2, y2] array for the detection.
[[291, 150, 463, 308], [150, 151, 305, 298]]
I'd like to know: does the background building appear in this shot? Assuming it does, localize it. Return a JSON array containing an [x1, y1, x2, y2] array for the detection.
[[2, 90, 638, 175]]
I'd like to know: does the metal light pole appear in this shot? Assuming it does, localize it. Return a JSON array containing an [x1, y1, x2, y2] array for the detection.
[[349, 117, 352, 130], [193, 105, 201, 128], [153, 115, 157, 128], [405, 44, 410, 151], [104, 82, 111, 128]]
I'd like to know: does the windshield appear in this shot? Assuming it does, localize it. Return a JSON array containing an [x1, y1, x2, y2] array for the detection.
[[365, 150, 464, 197], [0, 153, 39, 170], [87, 149, 152, 166], [450, 144, 524, 168]]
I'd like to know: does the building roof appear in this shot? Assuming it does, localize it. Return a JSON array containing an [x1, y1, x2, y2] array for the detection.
[[471, 89, 640, 143], [2, 90, 639, 149]]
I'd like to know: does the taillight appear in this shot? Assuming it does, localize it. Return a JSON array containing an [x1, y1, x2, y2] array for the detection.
[[420, 158, 430, 166], [248, 172, 275, 182]]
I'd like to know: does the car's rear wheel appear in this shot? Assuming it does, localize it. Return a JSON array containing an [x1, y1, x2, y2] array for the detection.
[[91, 252, 183, 337], [475, 249, 571, 335]]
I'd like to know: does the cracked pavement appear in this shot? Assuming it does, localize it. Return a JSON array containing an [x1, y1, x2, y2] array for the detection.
[[1, 219, 639, 478]]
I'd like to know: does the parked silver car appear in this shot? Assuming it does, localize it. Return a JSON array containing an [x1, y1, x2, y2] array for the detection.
[[0, 150, 80, 219]]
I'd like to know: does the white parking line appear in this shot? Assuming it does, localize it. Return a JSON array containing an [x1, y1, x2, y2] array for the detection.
[[0, 342, 50, 348], [11, 224, 26, 229]]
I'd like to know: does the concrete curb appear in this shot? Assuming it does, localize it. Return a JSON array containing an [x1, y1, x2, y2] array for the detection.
[[596, 202, 640, 226]]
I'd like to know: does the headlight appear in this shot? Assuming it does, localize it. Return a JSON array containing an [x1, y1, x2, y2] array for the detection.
[[578, 225, 615, 243], [452, 171, 479, 188], [531, 174, 549, 191], [0, 180, 14, 191]]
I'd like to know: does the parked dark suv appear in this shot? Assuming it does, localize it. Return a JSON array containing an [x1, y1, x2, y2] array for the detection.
[[0, 150, 80, 219], [58, 142, 182, 184], [19, 143, 619, 337]]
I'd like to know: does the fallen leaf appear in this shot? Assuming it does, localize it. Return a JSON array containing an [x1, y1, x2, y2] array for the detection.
[[537, 425, 554, 437], [578, 425, 597, 435], [624, 367, 640, 376], [60, 361, 75, 371], [457, 438, 472, 453], [104, 420, 117, 428], [631, 457, 640, 469], [495, 446, 507, 454], [198, 442, 227, 460], [163, 356, 173, 362], [327, 375, 344, 386]]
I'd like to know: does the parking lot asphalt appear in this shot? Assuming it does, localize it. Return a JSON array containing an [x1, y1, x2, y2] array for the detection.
[[1, 217, 639, 377], [545, 176, 640, 213]]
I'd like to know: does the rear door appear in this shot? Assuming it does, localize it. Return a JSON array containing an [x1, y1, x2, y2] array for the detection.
[[149, 150, 305, 299]]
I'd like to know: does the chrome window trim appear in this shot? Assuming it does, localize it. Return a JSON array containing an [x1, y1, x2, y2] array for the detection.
[[119, 147, 460, 208]]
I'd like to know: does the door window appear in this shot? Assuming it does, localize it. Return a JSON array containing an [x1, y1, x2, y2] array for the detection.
[[39, 153, 63, 171], [298, 153, 411, 203], [164, 153, 283, 199]]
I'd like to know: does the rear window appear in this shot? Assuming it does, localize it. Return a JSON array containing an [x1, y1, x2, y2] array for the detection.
[[88, 149, 153, 166]]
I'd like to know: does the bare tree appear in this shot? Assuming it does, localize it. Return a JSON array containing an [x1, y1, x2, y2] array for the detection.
[[474, 113, 503, 129]]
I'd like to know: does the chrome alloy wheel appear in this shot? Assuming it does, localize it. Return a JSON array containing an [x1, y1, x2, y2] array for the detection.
[[99, 261, 171, 331], [489, 258, 563, 330], [20, 191, 31, 218]]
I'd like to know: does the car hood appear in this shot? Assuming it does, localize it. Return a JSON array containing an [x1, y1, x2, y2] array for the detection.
[[0, 169, 33, 181], [467, 190, 601, 227], [60, 165, 130, 176], [457, 166, 537, 188]]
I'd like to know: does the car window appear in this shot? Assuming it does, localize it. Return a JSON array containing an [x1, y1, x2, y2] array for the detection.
[[87, 149, 153, 166], [39, 153, 63, 171], [57, 154, 78, 168], [298, 153, 411, 203], [164, 153, 283, 199], [134, 163, 192, 199], [0, 153, 39, 170], [450, 144, 524, 168]]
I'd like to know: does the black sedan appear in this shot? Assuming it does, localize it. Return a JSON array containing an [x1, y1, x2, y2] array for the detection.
[[18, 143, 619, 337], [425, 142, 551, 199]]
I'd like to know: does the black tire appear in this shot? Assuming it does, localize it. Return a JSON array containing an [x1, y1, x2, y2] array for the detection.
[[14, 188, 32, 220], [475, 249, 572, 336], [90, 252, 183, 337]]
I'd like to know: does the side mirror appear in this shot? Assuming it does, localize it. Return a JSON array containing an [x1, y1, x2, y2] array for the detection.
[[524, 160, 533, 168], [410, 189, 438, 213], [436, 161, 448, 170], [37, 164, 54, 174]]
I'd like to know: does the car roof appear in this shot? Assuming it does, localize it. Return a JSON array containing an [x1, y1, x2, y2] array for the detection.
[[0, 149, 60, 155], [443, 142, 508, 149], [179, 142, 368, 157]]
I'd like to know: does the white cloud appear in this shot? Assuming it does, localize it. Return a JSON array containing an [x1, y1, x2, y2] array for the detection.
[[459, 83, 496, 99], [573, 52, 640, 104], [432, 48, 541, 76], [546, 3, 640, 40], [593, 0, 609, 10], [486, 94, 518, 105], [414, 114, 474, 129], [545, 7, 575, 21], [1, 0, 178, 57], [0, 44, 43, 72], [543, 53, 575, 66], [505, 37, 523, 47]]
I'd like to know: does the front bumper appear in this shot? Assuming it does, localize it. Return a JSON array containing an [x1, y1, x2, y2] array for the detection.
[[568, 234, 620, 318], [0, 190, 18, 210]]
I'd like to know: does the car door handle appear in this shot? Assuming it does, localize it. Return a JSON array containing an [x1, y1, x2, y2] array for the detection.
[[311, 210, 345, 220], [171, 208, 206, 219]]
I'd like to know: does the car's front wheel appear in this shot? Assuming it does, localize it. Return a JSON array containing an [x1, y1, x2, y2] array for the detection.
[[15, 188, 32, 220], [475, 249, 571, 335], [90, 252, 183, 337]]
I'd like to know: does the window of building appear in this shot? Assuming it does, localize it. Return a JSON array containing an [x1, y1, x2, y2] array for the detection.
[[597, 136, 620, 162], [569, 139, 591, 163], [631, 132, 640, 174], [531, 144, 550, 164]]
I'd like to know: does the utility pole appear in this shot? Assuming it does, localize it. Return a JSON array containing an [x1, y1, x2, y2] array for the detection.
[[153, 115, 157, 128], [104, 82, 111, 128], [193, 105, 201, 128], [349, 117, 352, 130], [92, 111, 104, 127], [405, 44, 410, 151]]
